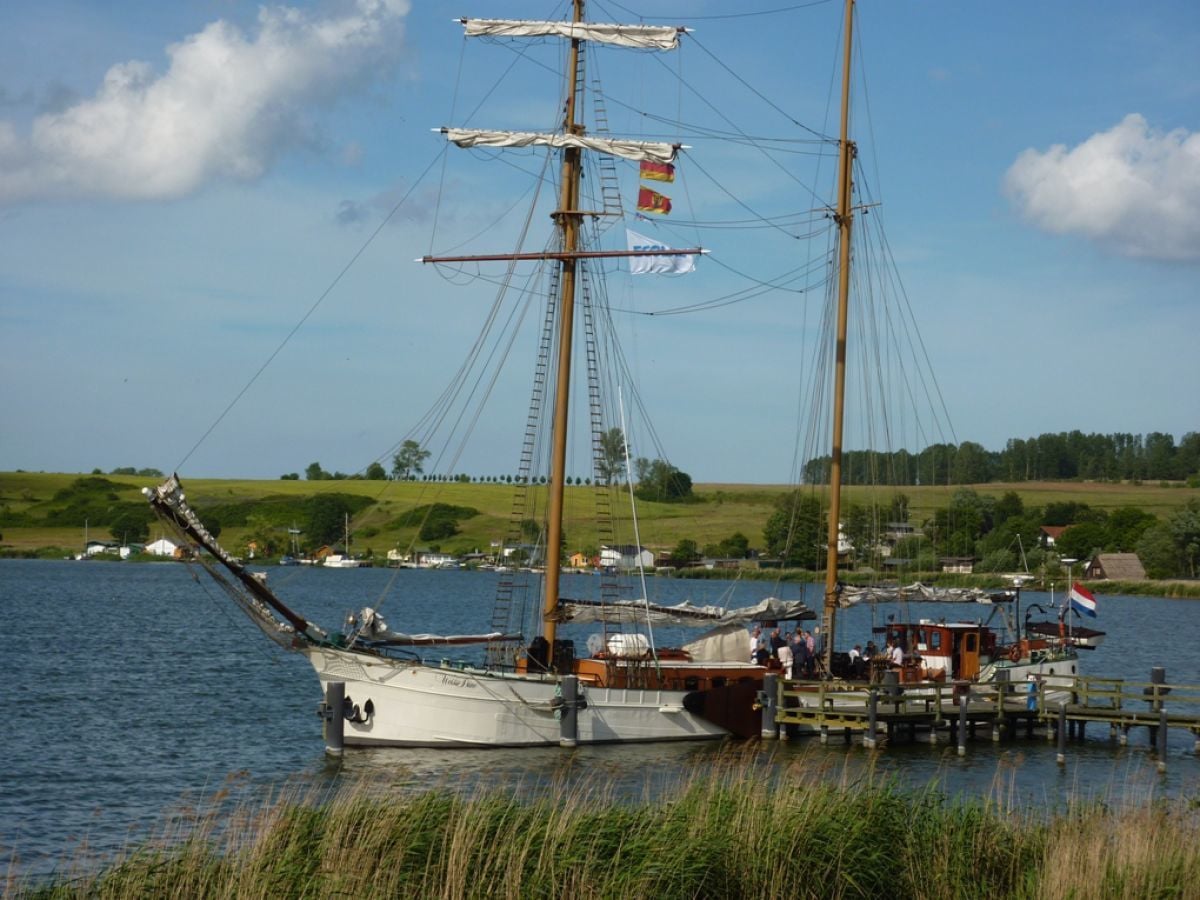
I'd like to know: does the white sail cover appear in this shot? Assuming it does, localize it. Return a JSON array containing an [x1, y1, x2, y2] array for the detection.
[[682, 624, 756, 664], [354, 607, 515, 644], [557, 596, 814, 627], [836, 582, 1001, 607], [444, 128, 678, 164], [462, 19, 684, 51]]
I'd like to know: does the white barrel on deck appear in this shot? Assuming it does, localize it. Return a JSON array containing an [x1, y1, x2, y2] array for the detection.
[[606, 634, 650, 658]]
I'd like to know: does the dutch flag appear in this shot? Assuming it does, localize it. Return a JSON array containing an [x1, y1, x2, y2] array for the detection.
[[1069, 582, 1097, 618]]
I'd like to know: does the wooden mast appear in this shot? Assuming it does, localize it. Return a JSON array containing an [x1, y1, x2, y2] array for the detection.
[[542, 0, 586, 650], [821, 0, 855, 673]]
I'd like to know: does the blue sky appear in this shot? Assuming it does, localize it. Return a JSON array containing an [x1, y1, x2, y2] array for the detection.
[[1, 0, 1197, 484]]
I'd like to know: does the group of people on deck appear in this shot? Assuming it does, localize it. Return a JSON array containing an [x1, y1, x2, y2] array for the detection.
[[750, 626, 909, 681], [749, 624, 824, 678]]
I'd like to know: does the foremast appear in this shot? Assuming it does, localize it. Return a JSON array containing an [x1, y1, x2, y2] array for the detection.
[[821, 0, 856, 674], [541, 0, 587, 649], [431, 4, 691, 660]]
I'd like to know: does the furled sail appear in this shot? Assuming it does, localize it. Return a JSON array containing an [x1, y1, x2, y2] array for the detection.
[[351, 607, 522, 646], [461, 18, 685, 51], [442, 128, 679, 165], [835, 582, 1003, 607], [556, 596, 815, 627]]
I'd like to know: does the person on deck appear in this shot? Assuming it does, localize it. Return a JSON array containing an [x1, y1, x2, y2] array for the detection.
[[769, 627, 786, 658], [889, 639, 904, 668], [791, 632, 811, 679], [754, 639, 770, 667], [749, 625, 762, 662], [848, 644, 863, 679]]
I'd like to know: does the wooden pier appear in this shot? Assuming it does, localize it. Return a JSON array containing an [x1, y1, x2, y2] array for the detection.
[[759, 669, 1200, 769]]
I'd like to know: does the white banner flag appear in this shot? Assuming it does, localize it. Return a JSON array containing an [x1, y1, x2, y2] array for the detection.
[[625, 229, 696, 275]]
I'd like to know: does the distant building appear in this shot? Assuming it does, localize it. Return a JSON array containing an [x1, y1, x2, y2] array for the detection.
[[1084, 553, 1146, 581], [939, 556, 976, 574], [145, 538, 180, 558], [1039, 526, 1068, 548], [599, 544, 654, 570]]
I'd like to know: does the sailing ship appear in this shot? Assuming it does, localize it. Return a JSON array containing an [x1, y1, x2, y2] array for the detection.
[[144, 0, 1096, 746], [144, 2, 818, 747], [775, 0, 1099, 704]]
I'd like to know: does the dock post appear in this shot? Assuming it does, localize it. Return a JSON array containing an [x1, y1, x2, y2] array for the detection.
[[1148, 667, 1166, 747], [762, 673, 779, 740], [1119, 726, 1129, 747], [957, 693, 968, 757], [323, 681, 345, 757], [559, 675, 579, 747], [1056, 703, 1067, 766], [864, 688, 878, 750], [1150, 667, 1166, 707], [1156, 707, 1168, 773], [992, 669, 1008, 743]]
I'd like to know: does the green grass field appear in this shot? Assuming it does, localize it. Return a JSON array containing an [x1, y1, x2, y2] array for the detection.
[[2, 470, 1197, 561]]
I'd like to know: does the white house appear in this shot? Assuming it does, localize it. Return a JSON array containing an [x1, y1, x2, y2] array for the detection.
[[145, 537, 179, 557], [599, 544, 655, 570]]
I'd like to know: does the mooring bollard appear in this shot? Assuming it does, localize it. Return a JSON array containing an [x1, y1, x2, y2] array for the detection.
[[559, 674, 579, 747], [323, 681, 345, 757], [957, 692, 968, 757], [1056, 703, 1067, 766], [761, 673, 779, 740]]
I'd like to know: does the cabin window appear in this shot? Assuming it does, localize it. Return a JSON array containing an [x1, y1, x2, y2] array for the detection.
[[930, 631, 942, 651]]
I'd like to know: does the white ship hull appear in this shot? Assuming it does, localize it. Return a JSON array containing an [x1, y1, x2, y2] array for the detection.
[[305, 647, 732, 747]]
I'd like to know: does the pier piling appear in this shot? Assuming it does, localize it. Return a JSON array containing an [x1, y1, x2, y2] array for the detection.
[[1157, 706, 1168, 773], [864, 688, 878, 749], [323, 681, 345, 757], [1057, 703, 1067, 766], [957, 693, 968, 757], [559, 675, 579, 747], [762, 674, 779, 740]]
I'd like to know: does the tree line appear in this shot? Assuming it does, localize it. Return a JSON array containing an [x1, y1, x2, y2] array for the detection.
[[801, 431, 1200, 486]]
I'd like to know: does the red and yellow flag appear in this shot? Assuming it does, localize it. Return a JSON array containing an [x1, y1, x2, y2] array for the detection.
[[637, 187, 672, 215], [639, 160, 675, 183]]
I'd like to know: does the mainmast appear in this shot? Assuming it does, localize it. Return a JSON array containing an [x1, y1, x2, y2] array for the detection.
[[821, 0, 856, 673], [541, 0, 587, 648]]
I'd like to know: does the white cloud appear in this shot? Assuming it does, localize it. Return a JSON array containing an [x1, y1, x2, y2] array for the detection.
[[1004, 114, 1200, 262], [0, 0, 409, 204]]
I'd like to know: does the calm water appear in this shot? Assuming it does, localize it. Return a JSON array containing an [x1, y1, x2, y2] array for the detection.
[[2, 559, 1199, 879]]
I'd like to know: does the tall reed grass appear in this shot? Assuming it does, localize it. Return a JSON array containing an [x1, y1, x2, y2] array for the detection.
[[9, 750, 1199, 899]]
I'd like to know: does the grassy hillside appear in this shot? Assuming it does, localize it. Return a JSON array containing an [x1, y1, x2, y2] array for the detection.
[[2, 470, 1197, 560]]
